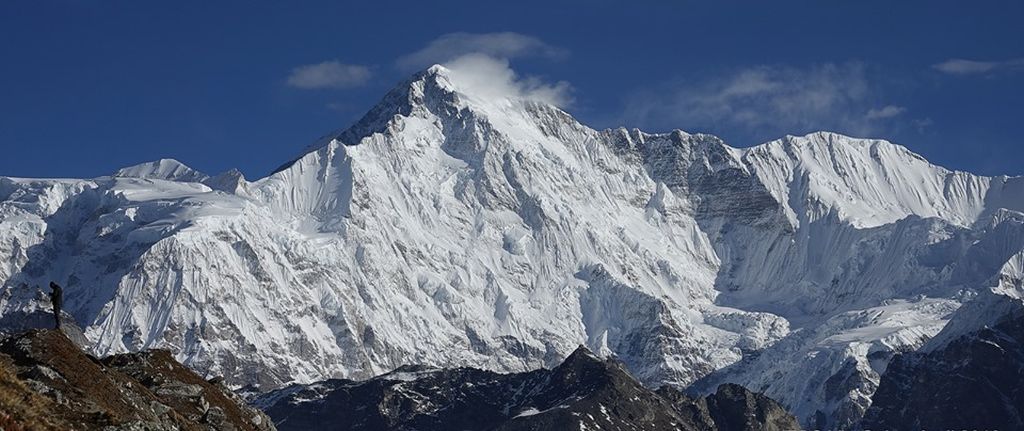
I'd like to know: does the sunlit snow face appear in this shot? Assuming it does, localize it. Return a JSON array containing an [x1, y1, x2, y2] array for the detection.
[[442, 54, 573, 108]]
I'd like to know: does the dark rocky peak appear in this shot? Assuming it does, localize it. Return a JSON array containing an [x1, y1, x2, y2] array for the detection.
[[203, 168, 247, 193], [657, 384, 801, 431], [550, 345, 613, 377], [859, 305, 1024, 431], [705, 383, 803, 431], [259, 346, 798, 431]]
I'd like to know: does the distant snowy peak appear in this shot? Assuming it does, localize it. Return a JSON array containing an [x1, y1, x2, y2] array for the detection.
[[112, 158, 248, 194], [780, 132, 1023, 227], [114, 158, 209, 183], [740, 132, 994, 228]]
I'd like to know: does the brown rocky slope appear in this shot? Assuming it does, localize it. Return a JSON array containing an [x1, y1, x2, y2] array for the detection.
[[0, 329, 275, 431]]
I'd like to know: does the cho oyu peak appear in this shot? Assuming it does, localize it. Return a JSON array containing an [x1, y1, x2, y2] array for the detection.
[[1, 64, 1023, 428]]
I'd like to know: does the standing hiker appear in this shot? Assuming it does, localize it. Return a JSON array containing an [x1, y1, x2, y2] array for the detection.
[[48, 282, 63, 330]]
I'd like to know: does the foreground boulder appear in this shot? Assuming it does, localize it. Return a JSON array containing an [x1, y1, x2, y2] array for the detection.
[[258, 346, 798, 431], [0, 329, 275, 430]]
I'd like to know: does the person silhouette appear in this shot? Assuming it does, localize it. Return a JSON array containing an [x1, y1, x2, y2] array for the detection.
[[48, 282, 63, 330]]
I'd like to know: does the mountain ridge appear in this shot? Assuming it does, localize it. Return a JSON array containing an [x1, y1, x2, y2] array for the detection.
[[258, 345, 799, 431], [1, 64, 1023, 428]]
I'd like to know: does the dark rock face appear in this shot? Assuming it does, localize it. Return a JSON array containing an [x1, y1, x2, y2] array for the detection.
[[860, 309, 1024, 431], [657, 384, 801, 431], [0, 329, 275, 430], [704, 384, 803, 431], [259, 346, 798, 431], [815, 357, 878, 430]]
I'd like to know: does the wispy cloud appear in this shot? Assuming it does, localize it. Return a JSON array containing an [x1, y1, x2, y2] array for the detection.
[[286, 61, 372, 89], [913, 118, 934, 134], [621, 62, 902, 139], [865, 105, 906, 120], [932, 58, 1024, 75], [397, 32, 567, 71], [442, 54, 573, 108]]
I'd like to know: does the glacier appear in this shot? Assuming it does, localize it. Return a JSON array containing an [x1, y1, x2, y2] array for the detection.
[[1, 64, 1023, 427]]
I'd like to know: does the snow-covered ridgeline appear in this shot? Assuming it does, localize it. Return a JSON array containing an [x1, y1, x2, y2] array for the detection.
[[1, 65, 1023, 427]]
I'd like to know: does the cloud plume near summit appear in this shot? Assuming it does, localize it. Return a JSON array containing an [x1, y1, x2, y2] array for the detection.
[[441, 54, 573, 108], [397, 32, 567, 71]]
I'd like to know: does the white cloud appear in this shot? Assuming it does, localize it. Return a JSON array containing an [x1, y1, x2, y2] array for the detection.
[[286, 61, 372, 89], [932, 58, 1024, 75], [394, 33, 571, 106], [397, 32, 566, 71], [443, 54, 573, 108], [865, 105, 907, 120], [622, 63, 896, 137]]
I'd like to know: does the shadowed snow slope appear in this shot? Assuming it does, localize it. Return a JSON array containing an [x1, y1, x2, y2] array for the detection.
[[1, 65, 1023, 427]]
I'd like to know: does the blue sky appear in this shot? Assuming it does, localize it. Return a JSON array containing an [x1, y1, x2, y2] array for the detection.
[[1, 1, 1022, 179]]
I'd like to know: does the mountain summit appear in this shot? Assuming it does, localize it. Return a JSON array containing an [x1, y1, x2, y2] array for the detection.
[[1, 65, 1023, 427]]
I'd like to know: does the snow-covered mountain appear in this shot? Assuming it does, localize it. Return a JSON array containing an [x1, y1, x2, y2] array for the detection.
[[1, 65, 1023, 427]]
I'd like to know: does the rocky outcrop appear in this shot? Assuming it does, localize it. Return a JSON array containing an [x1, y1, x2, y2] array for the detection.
[[0, 329, 274, 430], [258, 346, 798, 431], [860, 307, 1024, 430], [705, 384, 803, 431], [656, 384, 800, 431]]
